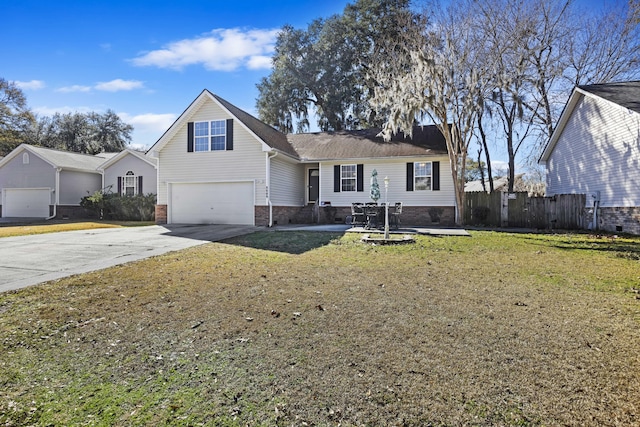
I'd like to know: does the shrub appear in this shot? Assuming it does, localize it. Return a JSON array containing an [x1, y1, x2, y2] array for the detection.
[[81, 192, 156, 221]]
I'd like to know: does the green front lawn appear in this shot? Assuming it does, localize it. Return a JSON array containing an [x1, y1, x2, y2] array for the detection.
[[1, 230, 639, 426]]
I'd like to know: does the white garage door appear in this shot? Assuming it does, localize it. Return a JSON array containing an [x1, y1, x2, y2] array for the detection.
[[170, 182, 254, 225], [3, 188, 51, 217]]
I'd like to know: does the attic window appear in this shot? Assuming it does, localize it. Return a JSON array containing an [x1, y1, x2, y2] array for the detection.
[[23, 153, 29, 164], [195, 120, 226, 151]]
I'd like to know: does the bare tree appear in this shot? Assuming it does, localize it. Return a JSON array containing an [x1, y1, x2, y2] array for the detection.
[[370, 3, 490, 224], [566, 1, 640, 86], [471, 0, 638, 192]]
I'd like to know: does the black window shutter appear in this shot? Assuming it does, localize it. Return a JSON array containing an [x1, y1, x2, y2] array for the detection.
[[226, 119, 234, 150], [138, 176, 143, 195], [187, 122, 194, 152], [432, 161, 440, 191], [406, 163, 414, 191], [334, 165, 341, 192], [356, 164, 364, 192], [117, 176, 122, 195]]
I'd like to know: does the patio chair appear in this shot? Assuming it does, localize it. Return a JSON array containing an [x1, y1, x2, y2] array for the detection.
[[351, 202, 366, 226], [391, 202, 402, 229], [364, 202, 380, 229]]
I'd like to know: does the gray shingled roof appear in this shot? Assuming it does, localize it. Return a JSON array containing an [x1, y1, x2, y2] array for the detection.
[[211, 92, 447, 160], [211, 92, 298, 157], [287, 126, 447, 161], [579, 81, 640, 114], [26, 145, 108, 172]]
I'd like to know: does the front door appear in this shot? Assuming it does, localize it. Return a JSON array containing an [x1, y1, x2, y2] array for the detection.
[[308, 168, 319, 204]]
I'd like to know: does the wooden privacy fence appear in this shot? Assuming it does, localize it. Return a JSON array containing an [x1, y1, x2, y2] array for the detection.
[[464, 192, 586, 230]]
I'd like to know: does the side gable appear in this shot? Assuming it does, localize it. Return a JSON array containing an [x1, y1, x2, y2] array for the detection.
[[99, 149, 158, 195], [0, 144, 57, 170], [0, 144, 105, 173], [98, 149, 157, 171], [540, 82, 640, 163]]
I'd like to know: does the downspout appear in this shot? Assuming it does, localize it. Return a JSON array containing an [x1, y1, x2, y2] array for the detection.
[[46, 167, 61, 220], [266, 151, 278, 227]]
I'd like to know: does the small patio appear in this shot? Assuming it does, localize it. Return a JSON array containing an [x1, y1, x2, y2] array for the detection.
[[272, 223, 470, 236]]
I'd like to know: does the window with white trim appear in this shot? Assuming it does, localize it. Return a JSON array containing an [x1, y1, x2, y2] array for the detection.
[[123, 171, 137, 196], [341, 164, 357, 192], [194, 120, 226, 152], [414, 162, 432, 190]]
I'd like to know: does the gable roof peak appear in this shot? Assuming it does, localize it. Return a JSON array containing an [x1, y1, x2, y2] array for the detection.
[[148, 89, 298, 157]]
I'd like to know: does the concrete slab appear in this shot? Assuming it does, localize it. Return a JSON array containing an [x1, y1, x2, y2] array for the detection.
[[0, 224, 259, 293]]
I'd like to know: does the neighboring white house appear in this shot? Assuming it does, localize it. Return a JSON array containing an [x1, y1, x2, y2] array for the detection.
[[148, 89, 456, 226], [539, 81, 640, 234], [0, 144, 157, 219]]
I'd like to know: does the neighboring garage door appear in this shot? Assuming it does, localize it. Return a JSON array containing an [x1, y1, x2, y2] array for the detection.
[[170, 182, 254, 225], [2, 188, 51, 217]]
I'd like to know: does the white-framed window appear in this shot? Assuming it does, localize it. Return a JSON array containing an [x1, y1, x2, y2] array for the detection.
[[341, 164, 357, 192], [23, 153, 29, 164], [123, 171, 137, 196], [414, 162, 432, 191], [194, 120, 226, 152]]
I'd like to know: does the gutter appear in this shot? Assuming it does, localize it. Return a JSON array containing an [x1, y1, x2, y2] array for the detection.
[[46, 167, 62, 220], [266, 151, 278, 227]]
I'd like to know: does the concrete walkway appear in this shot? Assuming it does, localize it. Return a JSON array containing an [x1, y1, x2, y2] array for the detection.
[[0, 224, 259, 293]]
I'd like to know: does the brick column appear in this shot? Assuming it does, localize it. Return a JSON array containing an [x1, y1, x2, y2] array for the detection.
[[155, 204, 167, 224]]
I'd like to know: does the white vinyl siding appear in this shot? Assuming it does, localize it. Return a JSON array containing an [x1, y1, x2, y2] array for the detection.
[[269, 155, 305, 206], [320, 157, 454, 207], [546, 95, 640, 207], [156, 97, 267, 207]]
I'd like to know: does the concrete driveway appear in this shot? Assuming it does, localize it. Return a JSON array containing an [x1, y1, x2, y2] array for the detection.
[[0, 224, 259, 293]]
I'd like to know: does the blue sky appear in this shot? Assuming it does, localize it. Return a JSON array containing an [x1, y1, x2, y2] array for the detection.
[[1, 0, 350, 150], [1, 0, 619, 170]]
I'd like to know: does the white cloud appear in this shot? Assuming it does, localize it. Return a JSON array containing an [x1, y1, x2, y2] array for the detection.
[[54, 79, 144, 93], [33, 105, 94, 116], [95, 79, 144, 92], [56, 85, 92, 93], [247, 55, 273, 70], [131, 28, 279, 71], [14, 80, 46, 90], [119, 112, 176, 132]]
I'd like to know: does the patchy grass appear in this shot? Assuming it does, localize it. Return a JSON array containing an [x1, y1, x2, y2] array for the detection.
[[1, 230, 639, 426], [0, 221, 154, 238]]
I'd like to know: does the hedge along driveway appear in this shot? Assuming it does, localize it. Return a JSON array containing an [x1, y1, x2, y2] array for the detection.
[[0, 224, 259, 293]]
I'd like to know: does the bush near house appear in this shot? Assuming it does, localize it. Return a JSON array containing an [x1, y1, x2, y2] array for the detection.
[[80, 191, 156, 221]]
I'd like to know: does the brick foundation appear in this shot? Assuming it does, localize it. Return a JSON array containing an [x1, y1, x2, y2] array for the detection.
[[256, 205, 455, 227], [155, 205, 167, 224], [54, 205, 98, 220], [585, 206, 640, 235]]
